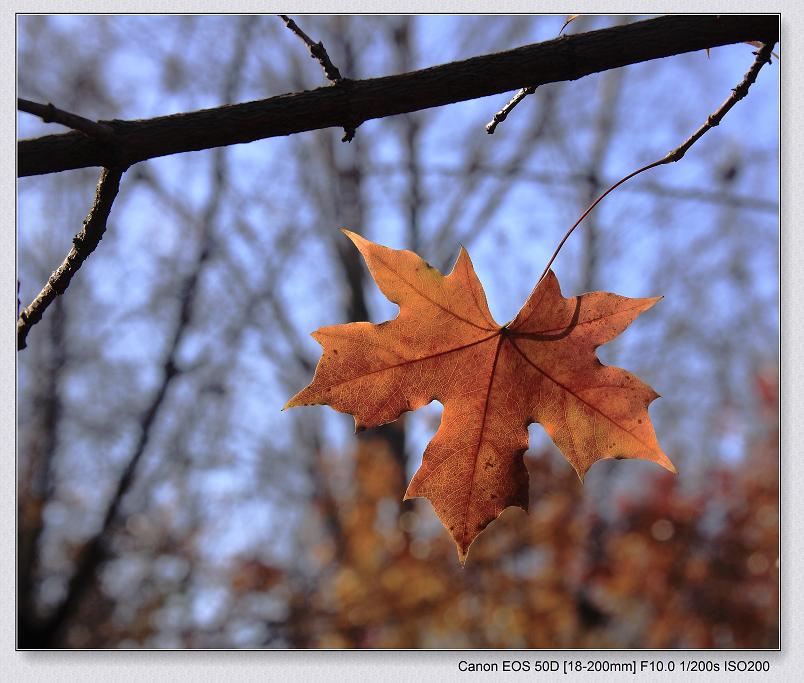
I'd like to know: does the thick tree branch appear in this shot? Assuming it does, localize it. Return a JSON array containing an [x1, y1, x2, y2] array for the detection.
[[18, 15, 778, 177], [17, 167, 123, 350]]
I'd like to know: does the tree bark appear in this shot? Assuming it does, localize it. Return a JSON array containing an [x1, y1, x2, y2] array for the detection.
[[18, 15, 778, 177]]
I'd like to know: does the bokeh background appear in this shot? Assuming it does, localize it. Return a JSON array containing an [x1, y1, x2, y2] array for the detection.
[[17, 15, 778, 648]]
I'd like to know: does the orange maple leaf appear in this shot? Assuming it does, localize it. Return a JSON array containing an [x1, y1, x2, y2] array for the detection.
[[286, 231, 675, 562]]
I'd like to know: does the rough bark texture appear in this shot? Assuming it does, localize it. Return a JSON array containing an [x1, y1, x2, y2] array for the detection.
[[18, 15, 778, 177], [17, 167, 123, 349]]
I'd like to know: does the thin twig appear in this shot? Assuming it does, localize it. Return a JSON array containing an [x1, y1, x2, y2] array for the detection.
[[279, 15, 343, 84], [486, 86, 536, 134], [18, 97, 114, 142], [277, 15, 356, 142], [278, 14, 343, 83], [17, 167, 123, 350], [537, 41, 775, 283], [662, 43, 775, 164]]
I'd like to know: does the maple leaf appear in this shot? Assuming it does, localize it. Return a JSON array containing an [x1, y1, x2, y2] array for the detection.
[[286, 231, 675, 562]]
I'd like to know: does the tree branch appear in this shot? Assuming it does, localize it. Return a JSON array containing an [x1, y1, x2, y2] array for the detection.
[[18, 97, 115, 142], [661, 43, 775, 164], [278, 14, 356, 142], [279, 15, 343, 83], [17, 167, 123, 350], [537, 41, 777, 283], [485, 85, 536, 134], [18, 15, 778, 177]]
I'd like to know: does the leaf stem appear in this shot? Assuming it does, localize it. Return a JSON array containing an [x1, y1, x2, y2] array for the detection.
[[538, 40, 776, 284], [538, 160, 661, 283]]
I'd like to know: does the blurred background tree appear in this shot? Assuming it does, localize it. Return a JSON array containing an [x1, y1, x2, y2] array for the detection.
[[17, 15, 778, 648]]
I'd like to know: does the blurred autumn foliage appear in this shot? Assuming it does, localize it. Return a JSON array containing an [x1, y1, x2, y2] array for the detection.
[[279, 369, 777, 648], [25, 373, 777, 648]]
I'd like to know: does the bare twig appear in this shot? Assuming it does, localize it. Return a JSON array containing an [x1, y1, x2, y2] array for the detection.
[[17, 167, 123, 350], [485, 15, 596, 135], [486, 86, 536, 134], [278, 14, 343, 83], [278, 14, 357, 141], [537, 41, 776, 283], [661, 43, 775, 164], [486, 14, 583, 135], [18, 97, 114, 142]]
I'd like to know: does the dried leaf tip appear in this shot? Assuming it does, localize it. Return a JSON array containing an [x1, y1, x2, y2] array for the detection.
[[340, 227, 362, 243], [458, 548, 469, 567], [559, 14, 580, 36], [664, 458, 679, 475]]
